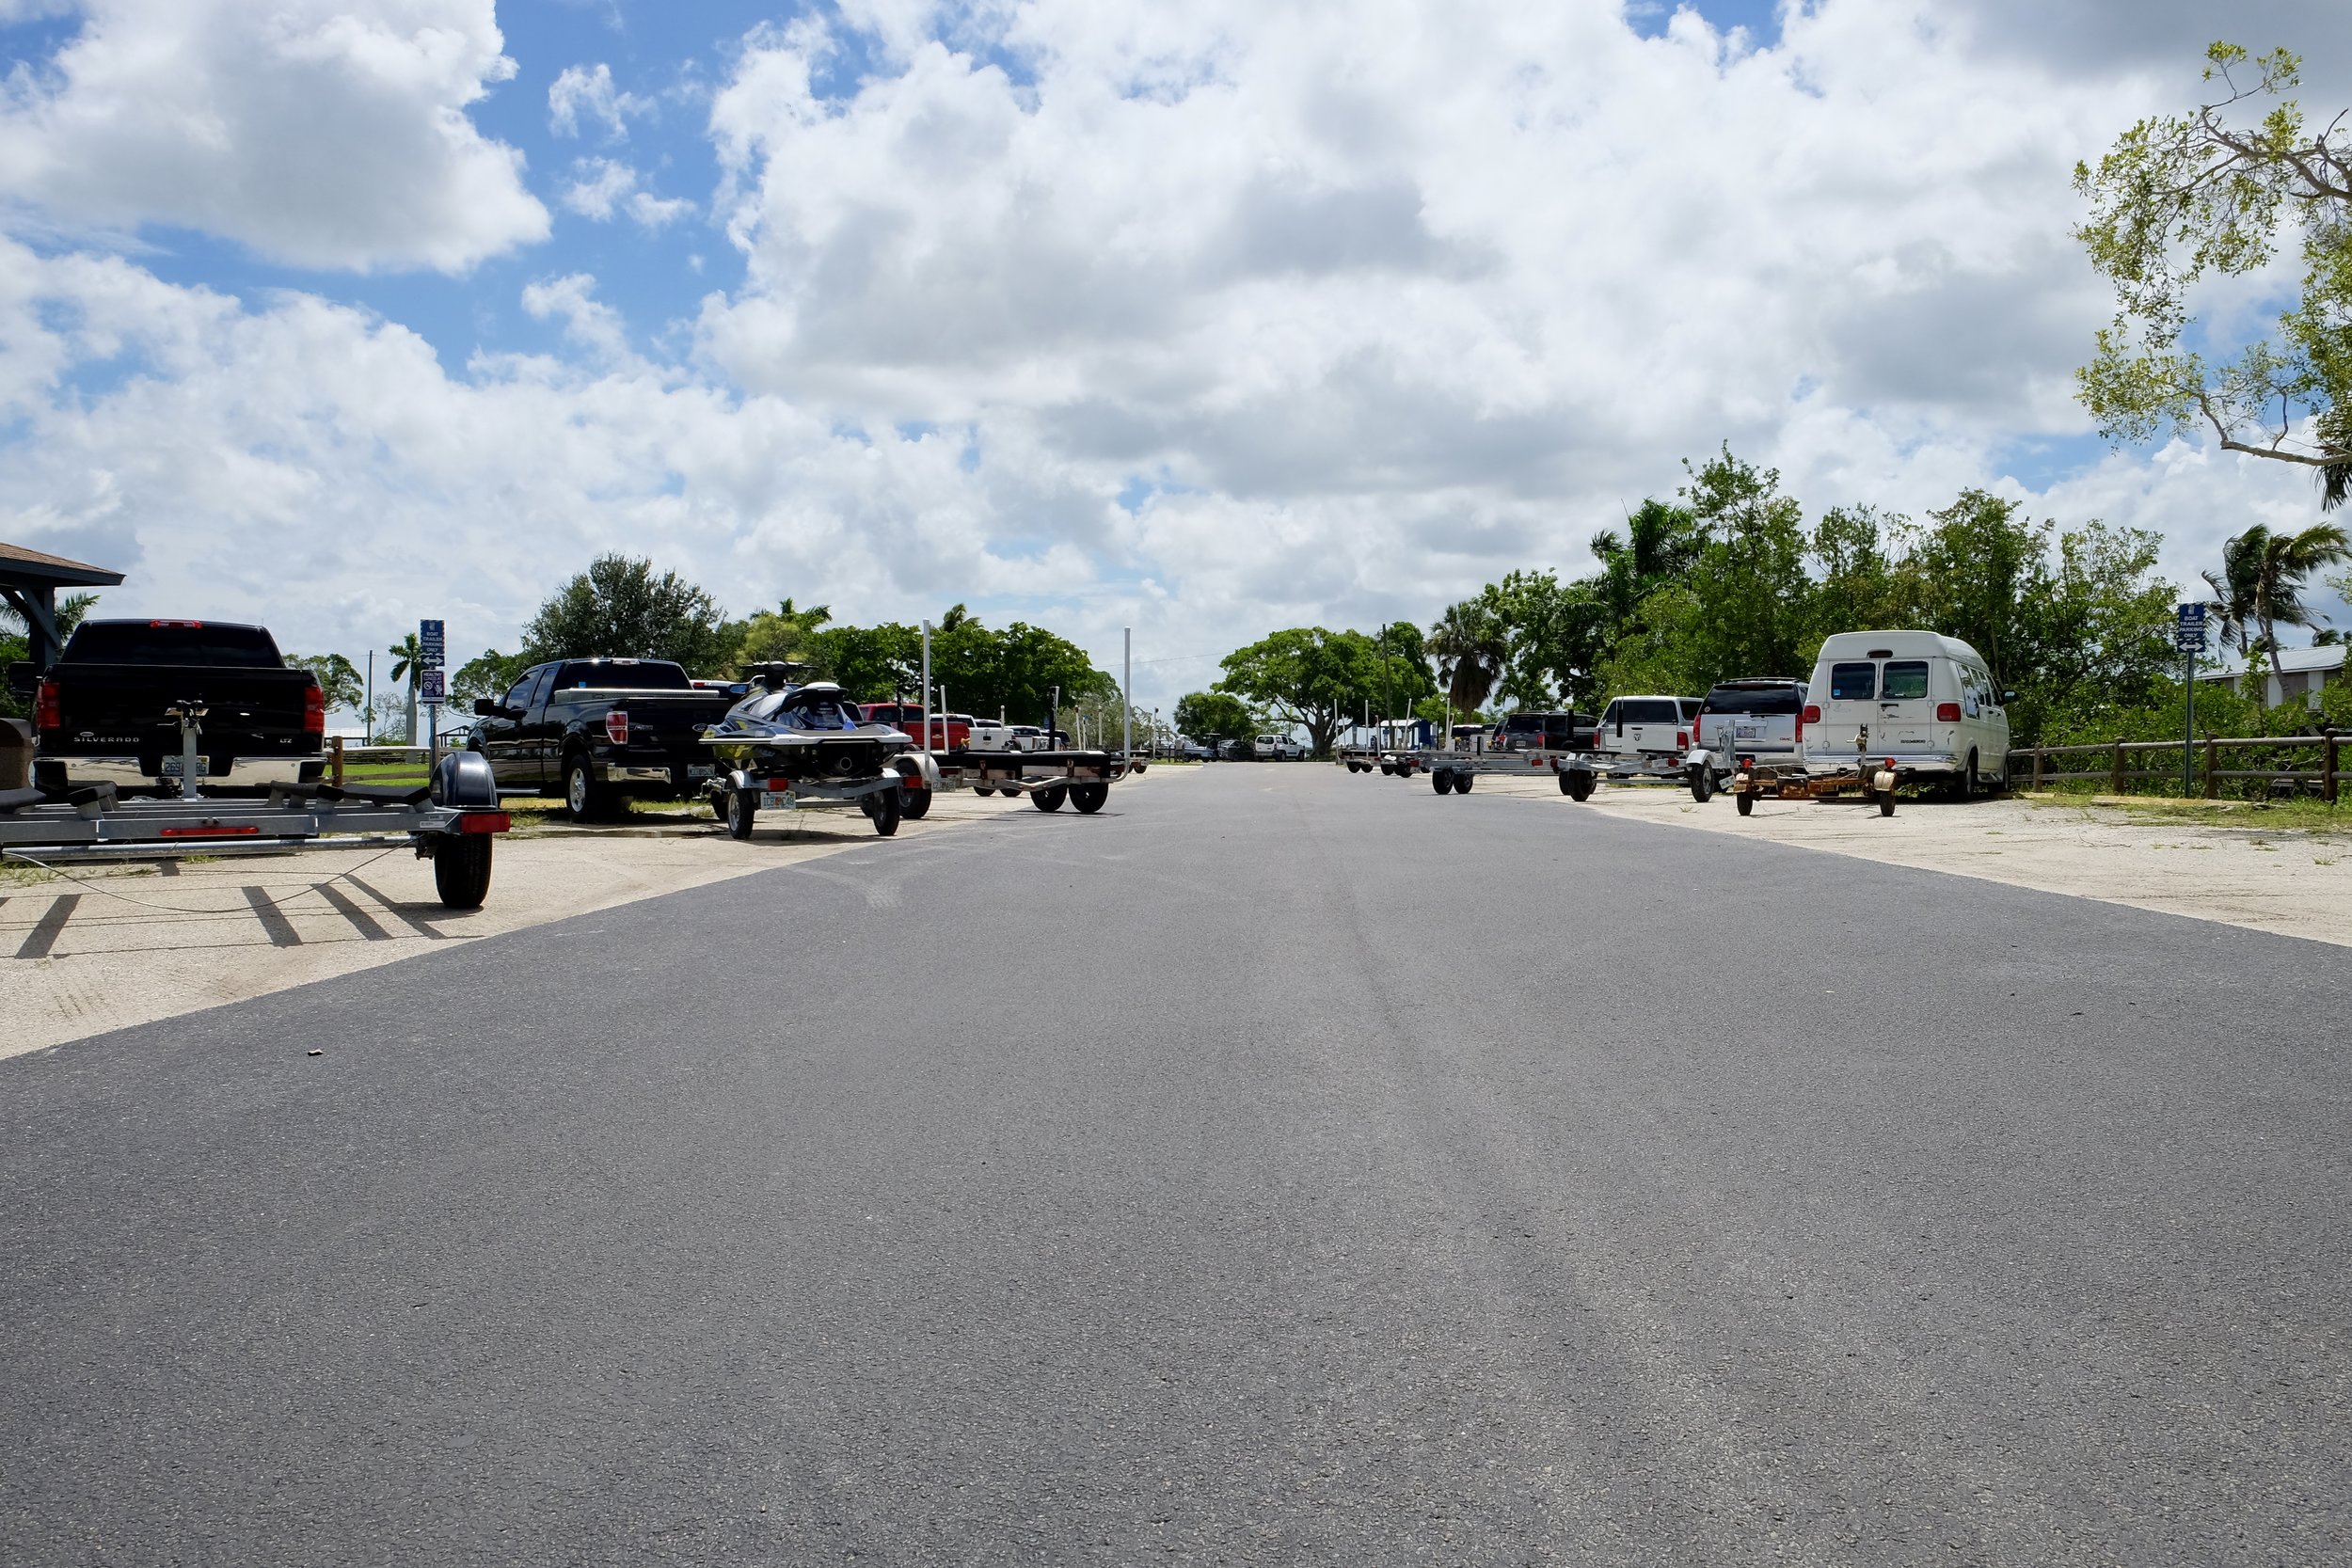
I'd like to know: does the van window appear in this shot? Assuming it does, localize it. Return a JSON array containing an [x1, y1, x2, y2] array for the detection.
[[1881, 661, 1930, 701], [1703, 686, 1803, 715], [1828, 662, 1877, 701]]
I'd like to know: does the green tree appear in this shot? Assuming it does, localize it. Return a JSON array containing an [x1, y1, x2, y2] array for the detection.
[[1427, 594, 1510, 715], [2074, 42, 2352, 506], [1676, 446, 1814, 686], [387, 631, 423, 746], [522, 555, 734, 672], [1805, 504, 1913, 658], [451, 648, 530, 705], [1363, 621, 1438, 725], [291, 653, 364, 717], [2199, 522, 2351, 703], [1173, 690, 1253, 746], [735, 598, 833, 672], [1215, 626, 1375, 757]]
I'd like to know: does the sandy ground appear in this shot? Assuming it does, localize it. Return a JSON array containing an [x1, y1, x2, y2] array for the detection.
[[3, 775, 1178, 1057], [1450, 770, 2352, 947]]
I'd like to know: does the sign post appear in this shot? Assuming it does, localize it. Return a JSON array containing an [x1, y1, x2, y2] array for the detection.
[[419, 618, 446, 754], [2176, 603, 2206, 797]]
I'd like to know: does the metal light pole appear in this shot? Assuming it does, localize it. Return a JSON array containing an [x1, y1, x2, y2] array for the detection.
[[1122, 627, 1133, 761], [921, 621, 933, 761]]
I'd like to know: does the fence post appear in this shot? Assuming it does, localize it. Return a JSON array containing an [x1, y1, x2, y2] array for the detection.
[[2032, 747, 2046, 790], [2110, 737, 2124, 796], [2327, 728, 2340, 805], [331, 734, 345, 787], [2203, 735, 2218, 800]]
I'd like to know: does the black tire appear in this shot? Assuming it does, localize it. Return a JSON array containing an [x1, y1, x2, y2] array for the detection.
[[564, 752, 607, 822], [1689, 768, 1715, 804], [1454, 769, 1473, 793], [975, 785, 994, 797], [1565, 773, 1594, 802], [1879, 789, 1897, 816], [1735, 791, 1755, 816], [726, 788, 757, 840], [433, 833, 493, 909], [870, 784, 901, 836], [1964, 751, 1979, 800], [708, 787, 727, 821], [1557, 770, 1573, 796], [899, 784, 932, 819], [1432, 769, 1453, 794], [1072, 782, 1108, 813], [1378, 763, 1395, 776], [208, 754, 235, 778], [1033, 784, 1066, 812]]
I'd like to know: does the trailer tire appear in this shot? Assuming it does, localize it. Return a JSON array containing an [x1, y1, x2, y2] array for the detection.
[[870, 784, 902, 836], [1378, 762, 1395, 775], [1071, 782, 1108, 814], [433, 833, 493, 909], [1565, 772, 1594, 802], [1454, 769, 1473, 793], [1735, 791, 1754, 817], [1689, 768, 1715, 803], [1432, 768, 1453, 794], [726, 788, 757, 840], [1033, 784, 1067, 812], [1879, 788, 1898, 816]]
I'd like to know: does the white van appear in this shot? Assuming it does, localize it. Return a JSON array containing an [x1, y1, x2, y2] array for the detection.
[[1805, 631, 2010, 795]]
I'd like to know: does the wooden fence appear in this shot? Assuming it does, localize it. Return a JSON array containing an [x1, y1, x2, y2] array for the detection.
[[2009, 730, 2343, 803]]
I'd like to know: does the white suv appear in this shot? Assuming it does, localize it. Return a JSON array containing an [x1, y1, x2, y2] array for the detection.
[[1685, 679, 1807, 801], [1254, 733, 1306, 761]]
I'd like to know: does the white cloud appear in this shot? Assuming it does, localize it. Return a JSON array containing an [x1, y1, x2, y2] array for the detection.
[[548, 62, 648, 140], [0, 0, 547, 273], [558, 156, 694, 230]]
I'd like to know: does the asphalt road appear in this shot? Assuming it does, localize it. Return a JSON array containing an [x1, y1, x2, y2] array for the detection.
[[4, 764, 2347, 1565]]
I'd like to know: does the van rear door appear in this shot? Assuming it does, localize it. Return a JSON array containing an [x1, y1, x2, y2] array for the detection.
[[1817, 659, 1880, 762], [1874, 658, 1935, 758]]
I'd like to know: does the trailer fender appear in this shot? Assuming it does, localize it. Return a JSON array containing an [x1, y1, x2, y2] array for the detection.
[[728, 768, 760, 793], [1871, 768, 1899, 795], [893, 752, 941, 791]]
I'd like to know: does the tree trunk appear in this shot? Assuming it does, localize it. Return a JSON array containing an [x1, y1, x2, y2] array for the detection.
[[2263, 615, 2283, 709]]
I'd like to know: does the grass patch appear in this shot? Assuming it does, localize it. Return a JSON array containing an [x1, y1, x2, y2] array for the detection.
[[2021, 789, 2349, 837]]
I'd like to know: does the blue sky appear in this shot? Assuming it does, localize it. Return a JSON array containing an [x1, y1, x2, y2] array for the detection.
[[0, 0, 2340, 700]]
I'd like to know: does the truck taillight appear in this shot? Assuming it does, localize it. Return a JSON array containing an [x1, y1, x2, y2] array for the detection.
[[303, 682, 326, 735], [1802, 704, 1821, 725], [607, 709, 628, 745], [34, 675, 59, 730], [1935, 702, 1961, 722], [1677, 730, 1689, 750]]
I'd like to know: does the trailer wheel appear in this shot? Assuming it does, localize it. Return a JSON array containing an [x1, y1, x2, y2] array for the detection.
[[1454, 769, 1474, 793], [1033, 784, 1067, 812], [1689, 768, 1715, 804], [433, 833, 493, 909], [1565, 772, 1594, 802], [1378, 762, 1394, 776], [975, 784, 994, 797], [870, 784, 902, 836], [1735, 791, 1755, 817], [1071, 782, 1108, 814], [726, 788, 758, 840], [1431, 768, 1453, 794], [1879, 789, 1897, 817]]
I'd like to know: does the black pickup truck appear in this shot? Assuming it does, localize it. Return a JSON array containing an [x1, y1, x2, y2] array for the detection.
[[469, 657, 735, 819], [31, 619, 323, 781]]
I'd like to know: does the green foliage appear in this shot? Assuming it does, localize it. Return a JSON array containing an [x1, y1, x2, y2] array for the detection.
[[1173, 690, 1253, 744], [291, 653, 364, 715], [1426, 594, 1510, 713], [2198, 523, 2351, 700], [734, 598, 833, 670], [451, 648, 530, 704], [522, 554, 735, 672], [1215, 626, 1383, 756], [2074, 41, 2352, 503], [800, 605, 1110, 725]]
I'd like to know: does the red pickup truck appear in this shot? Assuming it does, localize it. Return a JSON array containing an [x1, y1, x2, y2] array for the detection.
[[860, 704, 969, 751]]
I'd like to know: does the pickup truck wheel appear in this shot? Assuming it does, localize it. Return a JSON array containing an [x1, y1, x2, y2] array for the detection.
[[1431, 768, 1453, 794], [726, 788, 757, 840], [870, 784, 902, 836], [1735, 791, 1755, 817], [1689, 768, 1715, 803], [1071, 782, 1108, 814], [1032, 784, 1067, 812], [564, 754, 608, 822], [433, 834, 493, 909]]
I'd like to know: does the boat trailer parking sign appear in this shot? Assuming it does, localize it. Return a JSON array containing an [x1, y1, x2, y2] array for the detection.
[[2175, 603, 2206, 654], [419, 619, 445, 707]]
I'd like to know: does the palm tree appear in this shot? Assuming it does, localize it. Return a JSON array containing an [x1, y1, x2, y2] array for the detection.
[[388, 631, 423, 744], [2201, 523, 2352, 705], [1427, 597, 1509, 717]]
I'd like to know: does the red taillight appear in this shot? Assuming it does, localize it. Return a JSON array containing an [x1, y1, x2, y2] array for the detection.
[[1802, 704, 1820, 725], [303, 682, 326, 735], [606, 709, 628, 745], [1676, 731, 1688, 750], [455, 812, 511, 834], [1935, 702, 1961, 722], [34, 676, 60, 730]]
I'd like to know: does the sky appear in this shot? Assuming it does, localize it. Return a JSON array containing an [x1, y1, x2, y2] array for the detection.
[[0, 0, 2343, 710]]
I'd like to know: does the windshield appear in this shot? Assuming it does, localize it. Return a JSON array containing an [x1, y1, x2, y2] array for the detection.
[[775, 695, 865, 730], [62, 622, 284, 668]]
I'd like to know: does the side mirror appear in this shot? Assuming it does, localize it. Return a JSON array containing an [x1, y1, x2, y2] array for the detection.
[[2001, 690, 2016, 704], [4, 662, 36, 697], [472, 697, 501, 718]]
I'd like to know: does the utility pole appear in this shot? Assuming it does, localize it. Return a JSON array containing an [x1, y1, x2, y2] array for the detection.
[[364, 650, 374, 744], [921, 621, 933, 761], [1123, 627, 1133, 762]]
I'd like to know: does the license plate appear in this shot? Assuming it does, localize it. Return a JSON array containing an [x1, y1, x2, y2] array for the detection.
[[1734, 723, 1762, 739], [158, 756, 208, 778], [687, 765, 714, 779]]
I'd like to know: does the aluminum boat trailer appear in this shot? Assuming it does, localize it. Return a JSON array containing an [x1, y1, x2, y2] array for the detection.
[[1411, 747, 1600, 800], [926, 749, 1137, 813], [0, 750, 513, 908]]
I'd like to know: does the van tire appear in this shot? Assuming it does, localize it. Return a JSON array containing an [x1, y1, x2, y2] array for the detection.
[[1964, 751, 1979, 799], [1432, 769, 1453, 794], [1735, 791, 1754, 816]]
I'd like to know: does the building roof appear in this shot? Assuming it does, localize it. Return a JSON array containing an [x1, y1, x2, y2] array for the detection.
[[2194, 643, 2346, 680], [0, 540, 125, 590]]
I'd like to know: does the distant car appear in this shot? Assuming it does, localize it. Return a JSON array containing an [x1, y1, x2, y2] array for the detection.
[[1493, 711, 1597, 752], [1218, 737, 1255, 760], [1685, 678, 1807, 801], [967, 719, 1014, 751], [861, 703, 969, 751], [1176, 736, 1213, 760], [1253, 733, 1305, 761], [1807, 631, 2010, 796]]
